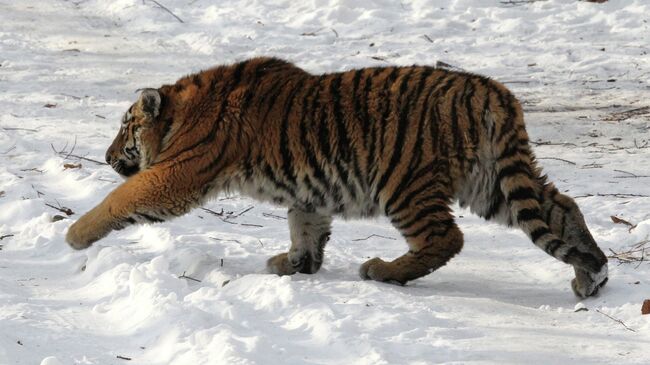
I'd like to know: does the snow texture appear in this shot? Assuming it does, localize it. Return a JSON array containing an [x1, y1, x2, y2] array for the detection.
[[1, 0, 649, 364]]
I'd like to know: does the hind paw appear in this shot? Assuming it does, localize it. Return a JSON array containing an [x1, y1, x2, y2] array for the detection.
[[359, 257, 406, 285]]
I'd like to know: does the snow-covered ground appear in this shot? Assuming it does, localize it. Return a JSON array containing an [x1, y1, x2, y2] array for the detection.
[[1, 0, 649, 364]]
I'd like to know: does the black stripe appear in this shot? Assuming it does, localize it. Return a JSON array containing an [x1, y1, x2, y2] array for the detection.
[[393, 204, 449, 231], [389, 163, 450, 215], [300, 78, 342, 203], [493, 85, 518, 143], [368, 68, 399, 184], [507, 186, 537, 202], [279, 78, 307, 186], [530, 226, 550, 242], [382, 68, 434, 212], [403, 218, 454, 239], [563, 247, 601, 273], [498, 138, 529, 161], [497, 161, 532, 181], [516, 207, 542, 222], [374, 69, 418, 201], [159, 61, 249, 162], [450, 81, 464, 162], [361, 68, 383, 157], [136, 213, 165, 223], [464, 78, 478, 145], [263, 164, 295, 198], [483, 192, 504, 221], [329, 73, 358, 200], [428, 75, 456, 154], [240, 58, 289, 111], [546, 239, 563, 256]]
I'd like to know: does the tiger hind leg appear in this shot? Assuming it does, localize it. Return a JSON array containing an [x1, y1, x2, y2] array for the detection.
[[540, 183, 608, 297], [267, 207, 332, 275], [360, 192, 463, 285]]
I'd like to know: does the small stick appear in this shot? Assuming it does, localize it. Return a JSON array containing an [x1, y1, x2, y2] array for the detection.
[[60, 93, 82, 100], [231, 205, 254, 218], [116, 355, 132, 361], [595, 309, 636, 332], [262, 212, 287, 220], [352, 234, 396, 241], [422, 34, 434, 43], [240, 223, 263, 228], [201, 207, 224, 216], [51, 143, 108, 165], [178, 271, 201, 282], [44, 203, 74, 216], [2, 127, 38, 132], [537, 157, 576, 165], [0, 234, 14, 240], [613, 169, 650, 179], [211, 237, 241, 244], [574, 193, 650, 199], [146, 0, 184, 23]]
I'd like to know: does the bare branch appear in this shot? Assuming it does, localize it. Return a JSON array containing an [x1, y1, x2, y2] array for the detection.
[[595, 309, 636, 332], [146, 0, 184, 23]]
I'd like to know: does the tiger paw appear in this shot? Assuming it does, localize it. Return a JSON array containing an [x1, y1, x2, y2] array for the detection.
[[267, 253, 300, 276], [359, 257, 406, 285], [66, 221, 97, 250], [571, 264, 608, 298], [65, 211, 112, 250], [266, 251, 322, 275]]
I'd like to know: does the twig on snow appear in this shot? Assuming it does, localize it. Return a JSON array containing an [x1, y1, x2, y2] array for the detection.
[[45, 202, 74, 216], [537, 157, 576, 165], [145, 0, 184, 23], [352, 234, 396, 242], [613, 169, 650, 179], [595, 309, 636, 332], [51, 142, 108, 166], [178, 271, 201, 282], [574, 193, 650, 199], [262, 212, 287, 220]]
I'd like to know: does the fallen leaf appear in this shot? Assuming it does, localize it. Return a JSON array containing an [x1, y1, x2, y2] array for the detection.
[[610, 215, 637, 232], [63, 163, 82, 169]]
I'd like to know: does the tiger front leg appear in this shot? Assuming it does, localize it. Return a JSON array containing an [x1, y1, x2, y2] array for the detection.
[[66, 168, 198, 249], [360, 193, 463, 285], [267, 207, 332, 275]]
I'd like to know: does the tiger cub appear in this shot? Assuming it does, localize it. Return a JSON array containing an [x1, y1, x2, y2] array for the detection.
[[66, 57, 608, 297]]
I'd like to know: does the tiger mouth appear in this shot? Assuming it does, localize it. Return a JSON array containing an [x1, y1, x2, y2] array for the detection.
[[112, 160, 140, 178]]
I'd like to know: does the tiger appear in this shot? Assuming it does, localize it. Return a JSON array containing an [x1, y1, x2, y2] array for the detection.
[[66, 57, 609, 298]]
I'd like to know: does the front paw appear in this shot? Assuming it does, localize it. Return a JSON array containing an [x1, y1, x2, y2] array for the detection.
[[66, 212, 113, 250], [267, 253, 300, 275], [571, 264, 608, 298], [66, 221, 95, 250]]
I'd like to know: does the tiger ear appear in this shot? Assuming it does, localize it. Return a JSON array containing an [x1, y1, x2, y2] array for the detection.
[[137, 88, 161, 119]]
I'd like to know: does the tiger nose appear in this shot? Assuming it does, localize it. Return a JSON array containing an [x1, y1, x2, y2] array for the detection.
[[105, 152, 113, 165]]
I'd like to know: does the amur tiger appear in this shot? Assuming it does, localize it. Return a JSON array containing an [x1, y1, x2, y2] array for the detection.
[[66, 57, 608, 297]]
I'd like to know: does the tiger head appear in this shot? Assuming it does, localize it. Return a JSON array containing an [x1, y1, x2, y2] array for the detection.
[[105, 89, 165, 178]]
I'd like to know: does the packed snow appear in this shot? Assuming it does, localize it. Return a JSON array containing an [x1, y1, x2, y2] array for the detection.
[[1, 0, 649, 364]]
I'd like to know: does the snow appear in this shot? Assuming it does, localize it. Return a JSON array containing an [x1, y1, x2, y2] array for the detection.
[[1, 0, 649, 364]]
